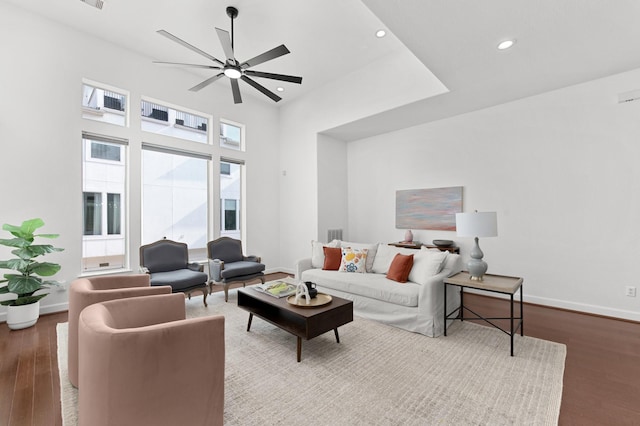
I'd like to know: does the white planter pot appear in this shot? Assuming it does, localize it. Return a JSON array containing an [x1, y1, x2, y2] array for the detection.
[[6, 301, 40, 330]]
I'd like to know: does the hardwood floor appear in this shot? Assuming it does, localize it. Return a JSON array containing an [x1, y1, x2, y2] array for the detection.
[[1, 275, 638, 425]]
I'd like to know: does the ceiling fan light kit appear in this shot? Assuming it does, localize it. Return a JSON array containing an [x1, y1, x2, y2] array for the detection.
[[155, 5, 302, 104]]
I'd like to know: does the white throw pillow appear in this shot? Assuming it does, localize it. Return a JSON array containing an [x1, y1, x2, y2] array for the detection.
[[311, 239, 340, 268], [340, 241, 378, 272], [371, 244, 418, 274], [408, 249, 449, 285]]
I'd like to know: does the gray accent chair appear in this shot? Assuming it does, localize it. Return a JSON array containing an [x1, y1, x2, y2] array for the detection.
[[140, 239, 209, 306], [207, 237, 265, 302]]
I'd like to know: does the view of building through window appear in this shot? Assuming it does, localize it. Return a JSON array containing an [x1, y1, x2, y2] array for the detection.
[[81, 82, 127, 126], [141, 99, 209, 144], [81, 136, 127, 272], [142, 148, 209, 261], [81, 81, 246, 272], [220, 120, 243, 151], [220, 160, 242, 240]]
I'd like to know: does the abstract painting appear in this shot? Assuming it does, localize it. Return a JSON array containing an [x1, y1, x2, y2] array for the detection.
[[396, 186, 463, 231]]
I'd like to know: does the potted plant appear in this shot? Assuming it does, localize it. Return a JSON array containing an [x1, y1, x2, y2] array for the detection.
[[0, 218, 63, 330]]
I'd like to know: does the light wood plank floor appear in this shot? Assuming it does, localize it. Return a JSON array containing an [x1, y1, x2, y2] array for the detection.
[[1, 273, 638, 425]]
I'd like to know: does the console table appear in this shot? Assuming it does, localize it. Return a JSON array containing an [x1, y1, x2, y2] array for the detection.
[[443, 272, 523, 356], [388, 242, 460, 254]]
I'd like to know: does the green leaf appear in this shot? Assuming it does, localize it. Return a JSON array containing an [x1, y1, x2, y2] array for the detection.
[[26, 244, 64, 257], [30, 262, 61, 277], [6, 274, 43, 295], [0, 237, 30, 248], [0, 285, 9, 294], [0, 293, 47, 306], [0, 258, 29, 272], [35, 233, 59, 239], [3, 218, 43, 240]]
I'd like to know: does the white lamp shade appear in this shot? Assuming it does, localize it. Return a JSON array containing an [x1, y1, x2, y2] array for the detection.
[[455, 212, 498, 238]]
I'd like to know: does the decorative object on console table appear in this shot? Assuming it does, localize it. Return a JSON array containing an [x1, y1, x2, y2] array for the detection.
[[404, 229, 413, 242], [455, 211, 498, 281]]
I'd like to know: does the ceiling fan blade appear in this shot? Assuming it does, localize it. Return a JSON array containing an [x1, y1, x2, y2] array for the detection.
[[240, 45, 290, 69], [240, 75, 281, 102], [230, 79, 242, 104], [189, 73, 225, 92], [157, 30, 224, 66], [244, 70, 302, 84], [153, 61, 222, 70], [215, 28, 236, 63]]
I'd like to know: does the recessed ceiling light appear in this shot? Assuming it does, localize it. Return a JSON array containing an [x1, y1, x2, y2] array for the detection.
[[276, 87, 284, 92], [497, 39, 516, 50], [375, 29, 387, 38]]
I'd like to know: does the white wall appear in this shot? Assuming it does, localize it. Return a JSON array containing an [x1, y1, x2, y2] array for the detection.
[[278, 47, 444, 270], [346, 68, 640, 321], [317, 134, 348, 241], [0, 2, 281, 319]]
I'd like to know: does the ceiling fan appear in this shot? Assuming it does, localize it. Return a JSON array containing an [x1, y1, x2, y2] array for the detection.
[[154, 6, 302, 104]]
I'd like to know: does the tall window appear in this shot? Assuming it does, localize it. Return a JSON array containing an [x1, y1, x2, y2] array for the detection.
[[142, 146, 210, 261], [219, 159, 243, 239], [82, 133, 127, 272]]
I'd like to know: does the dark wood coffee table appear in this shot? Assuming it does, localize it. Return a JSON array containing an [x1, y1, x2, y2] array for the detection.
[[237, 287, 353, 362]]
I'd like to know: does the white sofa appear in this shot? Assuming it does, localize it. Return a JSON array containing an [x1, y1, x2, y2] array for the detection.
[[296, 241, 462, 337]]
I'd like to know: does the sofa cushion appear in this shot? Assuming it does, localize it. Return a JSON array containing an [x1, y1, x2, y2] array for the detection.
[[302, 269, 419, 307], [371, 244, 418, 274], [340, 241, 378, 272], [311, 240, 340, 268], [322, 246, 342, 270], [387, 253, 414, 283], [339, 248, 368, 273], [408, 249, 449, 285]]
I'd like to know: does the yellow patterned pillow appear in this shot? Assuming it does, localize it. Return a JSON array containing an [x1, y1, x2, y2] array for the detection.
[[339, 248, 368, 273]]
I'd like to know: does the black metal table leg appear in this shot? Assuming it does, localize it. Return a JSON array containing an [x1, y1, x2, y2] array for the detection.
[[521, 284, 524, 336], [444, 282, 448, 336], [460, 287, 464, 321], [510, 294, 514, 356]]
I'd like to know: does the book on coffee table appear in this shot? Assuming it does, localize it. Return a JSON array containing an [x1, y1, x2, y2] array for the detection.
[[255, 280, 297, 298]]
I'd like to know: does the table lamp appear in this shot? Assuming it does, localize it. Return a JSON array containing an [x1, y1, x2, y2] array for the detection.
[[455, 211, 498, 281]]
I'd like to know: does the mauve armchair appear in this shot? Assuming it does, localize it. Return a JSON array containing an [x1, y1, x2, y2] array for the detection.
[[78, 293, 225, 426], [67, 274, 171, 387]]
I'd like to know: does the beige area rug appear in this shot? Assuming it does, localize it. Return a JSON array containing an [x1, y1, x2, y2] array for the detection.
[[57, 289, 566, 425]]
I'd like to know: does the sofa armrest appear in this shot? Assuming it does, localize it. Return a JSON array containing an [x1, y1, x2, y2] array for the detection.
[[244, 255, 262, 263], [295, 257, 313, 280], [208, 259, 225, 281], [415, 255, 463, 336]]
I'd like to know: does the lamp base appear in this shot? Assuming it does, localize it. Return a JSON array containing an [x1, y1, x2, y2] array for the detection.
[[467, 258, 488, 281]]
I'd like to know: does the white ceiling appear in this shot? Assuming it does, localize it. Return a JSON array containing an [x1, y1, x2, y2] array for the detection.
[[4, 0, 407, 106], [6, 0, 640, 140]]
